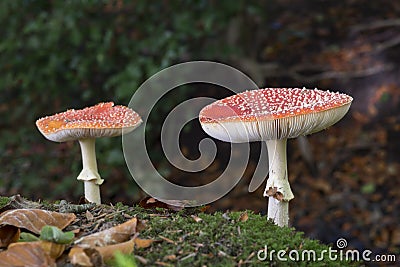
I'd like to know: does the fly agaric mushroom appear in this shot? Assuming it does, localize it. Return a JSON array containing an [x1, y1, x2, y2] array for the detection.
[[199, 88, 352, 226], [36, 102, 142, 204]]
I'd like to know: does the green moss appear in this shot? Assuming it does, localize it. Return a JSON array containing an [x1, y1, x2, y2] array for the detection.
[[112, 205, 359, 266], [0, 196, 10, 209]]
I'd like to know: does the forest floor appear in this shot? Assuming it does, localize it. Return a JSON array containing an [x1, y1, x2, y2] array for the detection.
[[0, 195, 360, 266]]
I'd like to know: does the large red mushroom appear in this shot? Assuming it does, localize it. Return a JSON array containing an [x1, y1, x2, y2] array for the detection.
[[36, 102, 142, 204], [199, 88, 353, 226]]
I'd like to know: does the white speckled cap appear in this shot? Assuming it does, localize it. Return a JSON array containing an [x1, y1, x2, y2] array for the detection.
[[199, 88, 352, 142], [36, 102, 142, 142]]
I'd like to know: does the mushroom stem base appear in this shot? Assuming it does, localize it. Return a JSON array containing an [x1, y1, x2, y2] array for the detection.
[[84, 181, 101, 205], [267, 197, 289, 227], [264, 139, 293, 227]]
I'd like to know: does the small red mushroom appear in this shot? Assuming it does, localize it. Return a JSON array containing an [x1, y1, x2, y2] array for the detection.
[[199, 88, 353, 226], [36, 102, 142, 204]]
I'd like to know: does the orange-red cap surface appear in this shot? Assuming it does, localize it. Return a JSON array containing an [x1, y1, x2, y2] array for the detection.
[[199, 88, 352, 142], [36, 102, 142, 142]]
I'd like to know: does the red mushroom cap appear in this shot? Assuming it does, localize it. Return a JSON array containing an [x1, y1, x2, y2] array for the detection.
[[199, 88, 352, 142], [36, 102, 142, 142]]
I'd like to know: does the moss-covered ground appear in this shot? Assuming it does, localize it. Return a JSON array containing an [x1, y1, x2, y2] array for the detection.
[[0, 197, 361, 266], [125, 206, 358, 266]]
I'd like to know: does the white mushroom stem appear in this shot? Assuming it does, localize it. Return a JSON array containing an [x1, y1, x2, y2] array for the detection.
[[77, 138, 104, 204], [264, 139, 294, 227]]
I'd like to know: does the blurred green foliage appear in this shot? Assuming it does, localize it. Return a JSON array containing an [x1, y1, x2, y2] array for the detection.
[[0, 0, 267, 202]]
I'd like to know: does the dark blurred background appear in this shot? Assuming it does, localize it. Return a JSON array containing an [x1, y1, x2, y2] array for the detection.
[[1, 0, 399, 261]]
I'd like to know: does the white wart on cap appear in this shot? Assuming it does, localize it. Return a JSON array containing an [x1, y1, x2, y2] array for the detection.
[[199, 88, 353, 142]]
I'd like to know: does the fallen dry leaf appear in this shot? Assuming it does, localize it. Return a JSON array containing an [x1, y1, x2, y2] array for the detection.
[[68, 247, 93, 266], [139, 197, 185, 211], [40, 240, 66, 259], [69, 239, 136, 265], [96, 239, 135, 260], [0, 209, 76, 234], [0, 241, 56, 267], [74, 217, 137, 247], [0, 225, 20, 247], [238, 211, 249, 222], [134, 237, 154, 248], [191, 215, 203, 222]]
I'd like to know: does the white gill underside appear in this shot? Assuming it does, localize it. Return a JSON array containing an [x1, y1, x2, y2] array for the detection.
[[200, 103, 351, 143], [42, 125, 139, 142]]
